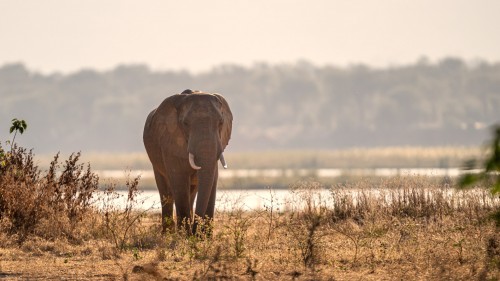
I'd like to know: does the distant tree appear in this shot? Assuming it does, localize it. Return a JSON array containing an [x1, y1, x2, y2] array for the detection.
[[1, 60, 499, 151]]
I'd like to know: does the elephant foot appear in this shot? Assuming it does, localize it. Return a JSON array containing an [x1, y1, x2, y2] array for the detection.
[[191, 219, 214, 239]]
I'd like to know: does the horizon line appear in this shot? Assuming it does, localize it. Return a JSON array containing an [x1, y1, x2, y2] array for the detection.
[[2, 56, 499, 76]]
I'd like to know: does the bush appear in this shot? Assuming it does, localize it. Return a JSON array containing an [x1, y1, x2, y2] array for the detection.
[[0, 145, 99, 242], [460, 124, 500, 225]]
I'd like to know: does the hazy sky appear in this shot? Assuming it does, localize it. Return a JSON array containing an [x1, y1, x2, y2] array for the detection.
[[1, 0, 499, 74]]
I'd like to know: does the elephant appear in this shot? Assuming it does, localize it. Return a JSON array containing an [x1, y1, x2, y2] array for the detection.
[[143, 89, 232, 234]]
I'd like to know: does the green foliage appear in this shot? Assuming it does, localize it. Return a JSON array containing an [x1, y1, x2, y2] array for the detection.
[[1, 118, 28, 167], [0, 144, 5, 168], [10, 118, 27, 135], [8, 118, 27, 150], [459, 125, 500, 193], [459, 124, 500, 225]]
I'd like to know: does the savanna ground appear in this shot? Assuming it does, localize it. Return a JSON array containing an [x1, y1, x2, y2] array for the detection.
[[1, 146, 499, 280]]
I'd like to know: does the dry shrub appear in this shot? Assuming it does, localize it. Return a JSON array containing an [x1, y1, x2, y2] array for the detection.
[[0, 145, 163, 281], [0, 145, 98, 242], [0, 144, 156, 260]]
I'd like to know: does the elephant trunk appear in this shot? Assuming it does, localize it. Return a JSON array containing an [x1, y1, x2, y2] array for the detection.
[[192, 149, 218, 235], [188, 135, 218, 209], [195, 159, 217, 215]]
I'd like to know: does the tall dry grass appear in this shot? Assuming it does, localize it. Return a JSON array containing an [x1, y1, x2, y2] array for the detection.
[[0, 145, 151, 249]]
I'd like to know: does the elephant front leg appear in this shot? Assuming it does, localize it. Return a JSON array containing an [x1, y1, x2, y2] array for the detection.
[[192, 164, 218, 235], [153, 170, 174, 234], [170, 172, 193, 232], [197, 169, 217, 238], [160, 195, 174, 233]]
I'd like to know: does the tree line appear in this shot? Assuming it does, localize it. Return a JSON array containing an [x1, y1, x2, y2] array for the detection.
[[0, 58, 499, 153]]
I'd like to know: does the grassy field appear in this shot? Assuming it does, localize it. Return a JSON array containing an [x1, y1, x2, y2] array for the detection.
[[1, 146, 499, 280], [0, 179, 499, 280], [35, 146, 484, 170]]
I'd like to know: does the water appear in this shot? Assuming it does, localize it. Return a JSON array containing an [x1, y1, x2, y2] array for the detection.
[[102, 186, 495, 211], [105, 189, 302, 211]]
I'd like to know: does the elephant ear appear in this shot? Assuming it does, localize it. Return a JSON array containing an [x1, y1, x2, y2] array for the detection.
[[153, 94, 188, 158], [213, 94, 233, 150]]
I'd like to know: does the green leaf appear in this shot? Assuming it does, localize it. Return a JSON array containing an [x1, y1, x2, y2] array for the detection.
[[9, 127, 14, 134]]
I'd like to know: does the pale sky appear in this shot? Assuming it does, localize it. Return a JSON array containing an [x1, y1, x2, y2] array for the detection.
[[1, 0, 499, 74]]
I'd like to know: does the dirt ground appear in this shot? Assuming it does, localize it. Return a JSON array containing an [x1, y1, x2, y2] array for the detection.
[[1, 218, 499, 281]]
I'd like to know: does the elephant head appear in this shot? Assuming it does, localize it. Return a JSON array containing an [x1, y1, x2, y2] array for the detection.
[[143, 90, 232, 233], [160, 91, 232, 168]]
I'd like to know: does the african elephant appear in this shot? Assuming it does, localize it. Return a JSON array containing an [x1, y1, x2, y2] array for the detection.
[[143, 89, 232, 234]]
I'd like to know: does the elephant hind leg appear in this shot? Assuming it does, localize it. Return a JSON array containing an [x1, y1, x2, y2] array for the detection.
[[153, 170, 174, 234]]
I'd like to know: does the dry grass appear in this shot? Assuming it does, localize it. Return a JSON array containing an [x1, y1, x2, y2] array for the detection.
[[226, 146, 484, 169], [1, 147, 499, 280], [35, 146, 482, 170]]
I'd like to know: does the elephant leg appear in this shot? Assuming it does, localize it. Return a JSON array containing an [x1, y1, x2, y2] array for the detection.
[[198, 170, 218, 238], [192, 169, 218, 236], [170, 172, 192, 231], [154, 170, 174, 234]]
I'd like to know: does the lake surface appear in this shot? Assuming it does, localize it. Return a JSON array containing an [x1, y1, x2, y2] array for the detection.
[[103, 186, 494, 211], [104, 189, 307, 211]]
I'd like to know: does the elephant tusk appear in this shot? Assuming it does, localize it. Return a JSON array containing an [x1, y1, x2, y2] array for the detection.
[[188, 153, 201, 170], [220, 153, 228, 169]]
